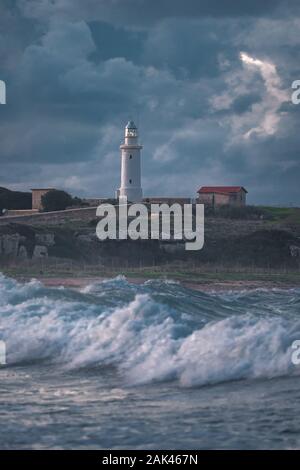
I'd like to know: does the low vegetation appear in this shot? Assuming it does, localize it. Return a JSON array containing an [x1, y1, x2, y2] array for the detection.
[[205, 204, 270, 220], [259, 206, 300, 224], [0, 187, 32, 214], [41, 190, 83, 212]]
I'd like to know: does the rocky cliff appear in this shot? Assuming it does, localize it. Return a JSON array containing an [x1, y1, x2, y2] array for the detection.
[[0, 212, 300, 269]]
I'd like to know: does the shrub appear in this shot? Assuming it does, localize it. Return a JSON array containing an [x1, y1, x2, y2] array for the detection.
[[41, 190, 80, 212], [206, 204, 271, 220], [0, 187, 32, 215], [219, 205, 259, 219]]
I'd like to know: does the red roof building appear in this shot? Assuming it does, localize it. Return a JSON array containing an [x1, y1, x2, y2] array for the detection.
[[197, 186, 247, 207]]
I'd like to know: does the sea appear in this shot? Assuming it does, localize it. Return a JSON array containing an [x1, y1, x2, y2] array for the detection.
[[0, 273, 300, 450]]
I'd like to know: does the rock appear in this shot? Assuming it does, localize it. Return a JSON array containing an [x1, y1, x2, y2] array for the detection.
[[35, 233, 55, 246], [33, 245, 48, 258], [290, 245, 300, 257], [160, 242, 185, 254], [0, 234, 20, 257], [18, 245, 28, 259], [76, 233, 96, 243]]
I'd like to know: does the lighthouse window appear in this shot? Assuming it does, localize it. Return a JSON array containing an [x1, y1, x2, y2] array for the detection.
[[129, 179, 132, 184], [129, 155, 132, 159]]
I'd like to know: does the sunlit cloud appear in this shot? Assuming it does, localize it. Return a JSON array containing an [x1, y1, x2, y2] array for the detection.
[[240, 52, 289, 138]]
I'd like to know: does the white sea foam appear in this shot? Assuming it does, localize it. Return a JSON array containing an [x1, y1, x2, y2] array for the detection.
[[0, 273, 299, 387]]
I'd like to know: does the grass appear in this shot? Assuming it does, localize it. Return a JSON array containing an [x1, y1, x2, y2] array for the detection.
[[259, 206, 300, 223]]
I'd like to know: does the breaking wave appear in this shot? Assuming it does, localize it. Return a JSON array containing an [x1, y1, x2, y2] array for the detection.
[[0, 273, 300, 387]]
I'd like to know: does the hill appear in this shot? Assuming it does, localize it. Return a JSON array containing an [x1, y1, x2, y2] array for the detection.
[[0, 206, 299, 275], [0, 187, 32, 213]]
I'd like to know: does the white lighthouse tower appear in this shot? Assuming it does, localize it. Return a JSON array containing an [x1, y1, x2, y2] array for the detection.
[[118, 121, 143, 203]]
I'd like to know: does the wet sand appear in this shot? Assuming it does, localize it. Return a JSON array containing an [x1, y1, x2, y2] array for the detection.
[[38, 276, 299, 292]]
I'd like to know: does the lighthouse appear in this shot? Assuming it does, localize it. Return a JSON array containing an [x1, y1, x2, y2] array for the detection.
[[118, 121, 143, 203]]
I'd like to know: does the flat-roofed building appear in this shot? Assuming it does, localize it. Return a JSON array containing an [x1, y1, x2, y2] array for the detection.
[[197, 186, 247, 207], [31, 188, 55, 211]]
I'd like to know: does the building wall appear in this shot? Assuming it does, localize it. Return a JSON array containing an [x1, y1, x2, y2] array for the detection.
[[32, 189, 53, 211], [228, 191, 247, 207], [215, 193, 231, 206], [198, 193, 213, 205], [119, 131, 143, 202], [198, 191, 246, 207], [240, 190, 247, 206], [120, 146, 142, 201]]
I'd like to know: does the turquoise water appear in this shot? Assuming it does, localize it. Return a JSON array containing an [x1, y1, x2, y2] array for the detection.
[[0, 274, 300, 449]]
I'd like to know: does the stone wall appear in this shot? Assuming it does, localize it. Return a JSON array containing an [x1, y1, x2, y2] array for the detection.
[[0, 206, 98, 226], [198, 191, 246, 207], [143, 197, 191, 205], [198, 193, 231, 206], [6, 209, 38, 217], [32, 189, 54, 210], [215, 193, 231, 206], [198, 193, 214, 205]]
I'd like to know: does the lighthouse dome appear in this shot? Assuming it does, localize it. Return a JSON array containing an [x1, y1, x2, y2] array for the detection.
[[126, 120, 137, 129]]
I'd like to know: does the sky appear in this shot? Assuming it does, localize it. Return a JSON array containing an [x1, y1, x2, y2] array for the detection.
[[0, 0, 300, 205]]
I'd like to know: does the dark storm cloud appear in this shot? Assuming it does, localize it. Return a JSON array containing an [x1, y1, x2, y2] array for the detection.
[[0, 1, 299, 203], [18, 0, 300, 26], [231, 93, 262, 114], [88, 21, 146, 63], [142, 18, 240, 79]]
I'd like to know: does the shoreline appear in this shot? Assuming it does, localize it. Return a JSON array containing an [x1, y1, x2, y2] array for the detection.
[[2, 266, 300, 292], [18, 275, 300, 292]]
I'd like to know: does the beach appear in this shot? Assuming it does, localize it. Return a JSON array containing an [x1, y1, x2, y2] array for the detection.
[[23, 273, 300, 292]]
